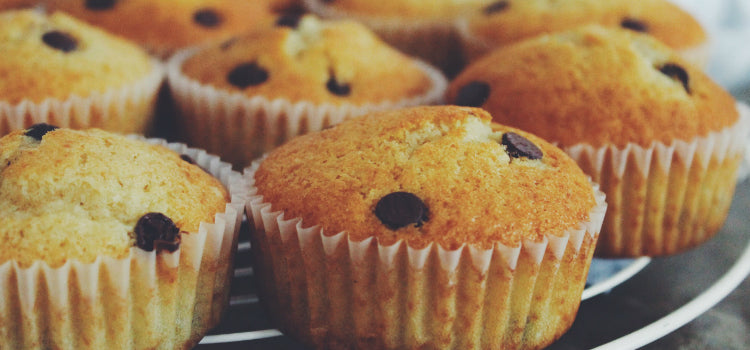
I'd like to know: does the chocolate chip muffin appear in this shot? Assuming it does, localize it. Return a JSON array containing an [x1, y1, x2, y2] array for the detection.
[[245, 105, 606, 350], [46, 0, 275, 58], [0, 9, 163, 137], [447, 25, 749, 257], [457, 0, 709, 67], [303, 0, 495, 76], [167, 14, 447, 168], [0, 125, 246, 349]]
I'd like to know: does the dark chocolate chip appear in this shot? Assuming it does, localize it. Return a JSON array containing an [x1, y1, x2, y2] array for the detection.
[[326, 76, 351, 96], [25, 123, 59, 141], [502, 132, 543, 160], [85, 0, 116, 10], [180, 154, 196, 164], [658, 63, 691, 94], [276, 13, 302, 28], [483, 1, 509, 15], [454, 81, 490, 107], [193, 8, 223, 28], [621, 17, 649, 32], [42, 31, 78, 53], [134, 212, 181, 252], [375, 192, 429, 230], [227, 62, 269, 88]]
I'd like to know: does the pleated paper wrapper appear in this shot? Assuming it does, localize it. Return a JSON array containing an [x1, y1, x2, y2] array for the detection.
[[0, 140, 247, 350], [0, 59, 164, 137], [244, 161, 607, 350], [564, 102, 750, 257], [166, 47, 448, 169]]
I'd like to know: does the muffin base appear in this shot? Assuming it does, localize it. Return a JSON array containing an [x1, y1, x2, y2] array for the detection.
[[0, 141, 246, 350], [244, 161, 607, 350], [565, 103, 750, 257]]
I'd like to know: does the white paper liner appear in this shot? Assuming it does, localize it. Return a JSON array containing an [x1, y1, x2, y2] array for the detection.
[[0, 59, 164, 137], [166, 46, 448, 168], [0, 139, 246, 350], [563, 102, 750, 257], [243, 159, 607, 349]]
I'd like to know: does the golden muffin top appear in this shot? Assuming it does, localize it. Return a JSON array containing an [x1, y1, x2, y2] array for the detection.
[[179, 15, 438, 105], [0, 125, 229, 268], [45, 0, 275, 57], [447, 25, 738, 148], [0, 9, 155, 104], [254, 105, 597, 249], [461, 0, 706, 51]]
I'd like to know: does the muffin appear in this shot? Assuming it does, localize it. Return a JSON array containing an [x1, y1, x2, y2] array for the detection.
[[302, 0, 494, 76], [46, 0, 275, 58], [457, 0, 709, 67], [0, 125, 246, 349], [245, 105, 607, 349], [447, 25, 749, 257], [0, 10, 163, 137], [168, 14, 447, 168]]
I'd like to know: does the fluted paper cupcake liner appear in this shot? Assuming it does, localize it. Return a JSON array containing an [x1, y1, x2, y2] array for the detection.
[[167, 48, 448, 168], [244, 161, 606, 350], [0, 59, 164, 137], [0, 140, 246, 350], [302, 0, 464, 75], [455, 18, 711, 68], [564, 102, 750, 257]]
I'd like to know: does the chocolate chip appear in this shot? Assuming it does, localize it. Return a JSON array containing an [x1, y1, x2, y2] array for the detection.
[[85, 0, 116, 10], [276, 14, 302, 28], [621, 17, 649, 32], [502, 132, 543, 160], [134, 213, 181, 252], [326, 76, 351, 96], [227, 62, 269, 88], [375, 192, 429, 230], [658, 63, 691, 94], [193, 8, 223, 28], [42, 31, 78, 53], [483, 1, 509, 15], [454, 81, 490, 107], [25, 123, 59, 141]]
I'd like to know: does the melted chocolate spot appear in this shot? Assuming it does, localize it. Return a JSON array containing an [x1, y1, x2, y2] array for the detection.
[[25, 123, 59, 141], [502, 132, 543, 160], [454, 81, 490, 107], [621, 18, 649, 32], [85, 0, 116, 10], [42, 31, 78, 53], [276, 13, 302, 28], [658, 63, 691, 94], [375, 192, 429, 230], [193, 8, 223, 28], [227, 62, 269, 88], [483, 1, 510, 15], [326, 76, 351, 96], [134, 213, 181, 252]]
